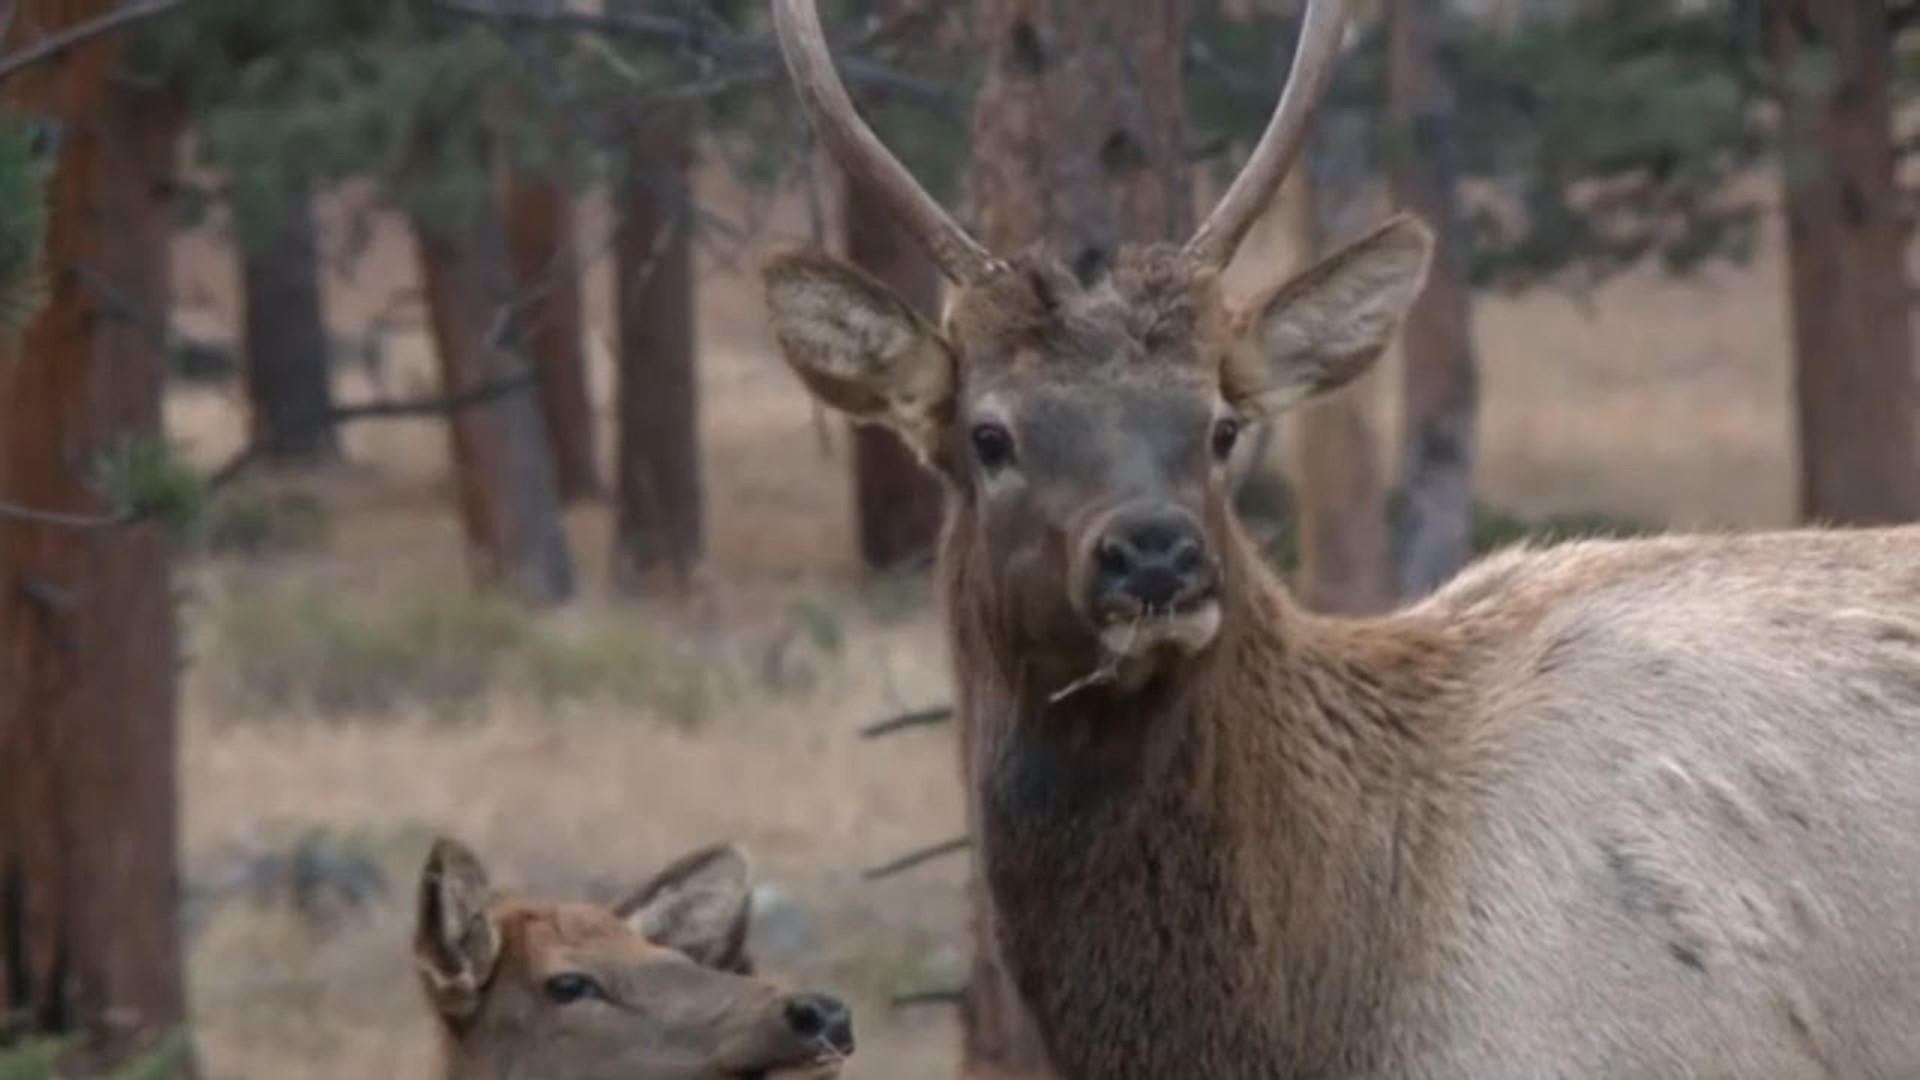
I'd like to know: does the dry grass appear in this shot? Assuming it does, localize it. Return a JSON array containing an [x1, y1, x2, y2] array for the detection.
[[163, 150, 1814, 1080]]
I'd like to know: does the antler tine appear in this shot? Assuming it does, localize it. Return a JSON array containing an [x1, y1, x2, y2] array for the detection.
[[1183, 0, 1350, 270], [770, 0, 1003, 285]]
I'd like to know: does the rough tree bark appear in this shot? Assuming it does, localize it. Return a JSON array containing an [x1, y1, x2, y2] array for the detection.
[[0, 8, 193, 1072], [500, 0, 598, 505], [1767, 0, 1920, 524], [1386, 0, 1479, 598], [240, 170, 338, 464], [407, 129, 576, 606], [842, 22, 945, 570], [610, 101, 701, 589], [960, 2, 1189, 1075], [969, 0, 1193, 277], [1290, 105, 1394, 616], [501, 156, 599, 503]]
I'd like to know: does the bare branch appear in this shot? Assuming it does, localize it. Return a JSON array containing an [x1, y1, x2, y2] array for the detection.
[[206, 371, 539, 489], [2, 370, 541, 529], [859, 704, 953, 739], [433, 0, 963, 120], [0, 499, 136, 529], [0, 0, 191, 85], [890, 986, 964, 1010], [69, 261, 240, 381], [862, 835, 969, 881]]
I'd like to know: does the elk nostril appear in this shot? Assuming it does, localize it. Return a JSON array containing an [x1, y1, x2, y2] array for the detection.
[[1169, 538, 1204, 578], [824, 1003, 854, 1053], [784, 996, 827, 1038], [1095, 537, 1133, 581], [784, 992, 855, 1053]]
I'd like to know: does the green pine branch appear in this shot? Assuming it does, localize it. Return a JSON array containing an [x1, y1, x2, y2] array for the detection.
[[0, 116, 56, 347]]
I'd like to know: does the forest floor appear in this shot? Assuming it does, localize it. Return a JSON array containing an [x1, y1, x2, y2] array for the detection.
[[161, 156, 1803, 1079]]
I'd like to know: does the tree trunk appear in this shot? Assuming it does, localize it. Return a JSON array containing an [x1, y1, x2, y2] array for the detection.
[[1768, 0, 1920, 524], [969, 0, 1192, 279], [0, 10, 193, 1072], [842, 60, 945, 571], [1291, 106, 1394, 616], [501, 161, 600, 503], [610, 103, 701, 590], [240, 170, 338, 464], [960, 2, 1191, 1074], [407, 131, 576, 607], [1386, 0, 1479, 598]]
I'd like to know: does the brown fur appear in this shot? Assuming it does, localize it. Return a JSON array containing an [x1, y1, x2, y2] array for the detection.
[[412, 836, 854, 1080], [763, 216, 1920, 1078]]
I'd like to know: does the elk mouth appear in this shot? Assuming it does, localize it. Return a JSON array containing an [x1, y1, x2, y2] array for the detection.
[[1044, 591, 1221, 703], [1049, 590, 1224, 702], [743, 1053, 848, 1080], [738, 1029, 853, 1080], [1096, 592, 1223, 660]]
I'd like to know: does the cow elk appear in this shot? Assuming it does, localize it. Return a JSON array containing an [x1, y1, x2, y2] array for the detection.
[[413, 836, 855, 1080], [757, 0, 1920, 1076]]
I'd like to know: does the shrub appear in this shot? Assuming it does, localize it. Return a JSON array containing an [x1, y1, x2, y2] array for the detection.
[[206, 586, 718, 725], [195, 482, 331, 557], [0, 1027, 190, 1080]]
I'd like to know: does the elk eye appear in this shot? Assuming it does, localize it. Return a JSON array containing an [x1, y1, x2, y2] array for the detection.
[[969, 422, 1016, 472], [1210, 417, 1240, 460], [543, 972, 604, 1005]]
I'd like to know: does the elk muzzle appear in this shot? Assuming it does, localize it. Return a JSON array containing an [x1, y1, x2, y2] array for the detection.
[[721, 989, 856, 1078], [781, 991, 854, 1056], [1081, 501, 1222, 658]]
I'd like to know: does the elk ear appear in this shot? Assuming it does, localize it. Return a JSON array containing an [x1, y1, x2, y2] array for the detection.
[[762, 250, 954, 457], [414, 836, 502, 1022], [1224, 214, 1433, 417], [618, 842, 755, 973]]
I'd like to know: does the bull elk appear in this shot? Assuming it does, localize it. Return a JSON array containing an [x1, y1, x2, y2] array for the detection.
[[413, 836, 855, 1080], [756, 0, 1920, 1076]]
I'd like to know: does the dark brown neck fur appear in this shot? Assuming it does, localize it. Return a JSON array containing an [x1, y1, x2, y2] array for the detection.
[[942, 511, 1463, 1079]]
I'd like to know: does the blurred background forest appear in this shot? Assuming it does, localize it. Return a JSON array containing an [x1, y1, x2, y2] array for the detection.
[[1, 0, 1916, 1077]]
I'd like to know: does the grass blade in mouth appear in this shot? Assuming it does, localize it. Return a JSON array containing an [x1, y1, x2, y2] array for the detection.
[[1048, 615, 1143, 704]]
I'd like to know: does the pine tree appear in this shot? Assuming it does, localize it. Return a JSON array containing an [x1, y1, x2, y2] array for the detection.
[[0, 4, 195, 1074]]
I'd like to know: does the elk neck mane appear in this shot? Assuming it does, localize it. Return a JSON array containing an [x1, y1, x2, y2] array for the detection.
[[936, 461, 1476, 1076]]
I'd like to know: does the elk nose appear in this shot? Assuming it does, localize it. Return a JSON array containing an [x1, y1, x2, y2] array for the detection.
[[783, 992, 855, 1054], [1093, 506, 1212, 614]]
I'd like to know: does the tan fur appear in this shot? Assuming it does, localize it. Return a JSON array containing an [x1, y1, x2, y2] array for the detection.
[[759, 8, 1920, 1070], [412, 837, 853, 1080], [762, 225, 1920, 1078]]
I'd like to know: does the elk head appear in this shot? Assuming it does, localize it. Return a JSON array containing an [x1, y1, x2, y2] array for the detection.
[[413, 836, 854, 1080], [761, 0, 1432, 690]]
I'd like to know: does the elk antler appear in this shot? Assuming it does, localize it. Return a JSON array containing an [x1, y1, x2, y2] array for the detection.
[[770, 0, 1005, 285], [1183, 0, 1350, 271]]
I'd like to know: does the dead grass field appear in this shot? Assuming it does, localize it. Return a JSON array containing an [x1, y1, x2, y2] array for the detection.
[[160, 153, 1811, 1080]]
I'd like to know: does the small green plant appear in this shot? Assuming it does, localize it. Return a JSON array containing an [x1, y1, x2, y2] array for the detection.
[[0, 1025, 190, 1080], [92, 436, 208, 538], [0, 115, 54, 349], [208, 586, 721, 725], [194, 481, 330, 557], [0, 1039, 59, 1080], [788, 593, 846, 657], [213, 587, 529, 717], [858, 569, 931, 625], [522, 630, 715, 730]]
